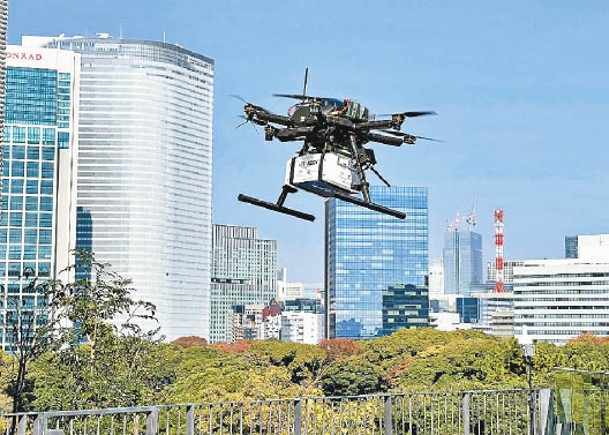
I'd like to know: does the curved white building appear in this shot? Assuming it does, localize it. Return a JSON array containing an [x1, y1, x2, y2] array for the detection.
[[24, 35, 214, 340]]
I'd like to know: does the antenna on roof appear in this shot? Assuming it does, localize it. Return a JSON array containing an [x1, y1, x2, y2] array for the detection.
[[162, 31, 166, 43], [119, 23, 124, 39]]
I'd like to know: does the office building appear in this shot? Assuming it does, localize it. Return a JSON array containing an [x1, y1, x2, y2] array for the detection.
[[326, 186, 428, 339], [456, 297, 479, 323], [565, 236, 578, 259], [0, 0, 7, 145], [490, 310, 514, 338], [514, 235, 609, 344], [227, 299, 281, 343], [486, 261, 524, 285], [443, 229, 482, 295], [1, 45, 80, 350], [428, 258, 444, 295], [380, 284, 429, 335], [23, 35, 214, 340], [277, 268, 304, 301], [211, 225, 277, 343], [567, 234, 609, 261], [281, 312, 323, 344]]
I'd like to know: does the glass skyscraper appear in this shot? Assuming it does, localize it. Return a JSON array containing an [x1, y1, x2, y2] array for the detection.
[[443, 230, 482, 295], [1, 45, 80, 350], [325, 186, 428, 339], [210, 225, 277, 343], [0, 0, 7, 146], [24, 35, 214, 340]]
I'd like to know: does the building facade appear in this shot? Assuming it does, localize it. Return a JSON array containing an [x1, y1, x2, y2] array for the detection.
[[326, 186, 428, 339], [211, 225, 277, 343], [380, 284, 429, 335], [0, 0, 7, 147], [443, 230, 483, 295], [23, 35, 214, 340], [514, 259, 609, 344], [428, 258, 444, 296], [1, 45, 80, 350]]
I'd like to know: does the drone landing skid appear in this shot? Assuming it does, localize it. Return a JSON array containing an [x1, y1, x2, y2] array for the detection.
[[332, 192, 406, 220], [237, 193, 316, 222]]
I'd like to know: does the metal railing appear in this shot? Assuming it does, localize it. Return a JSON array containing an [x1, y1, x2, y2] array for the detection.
[[4, 389, 553, 435]]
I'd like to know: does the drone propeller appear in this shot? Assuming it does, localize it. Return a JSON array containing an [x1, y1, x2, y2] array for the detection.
[[230, 94, 270, 113], [369, 166, 391, 187], [377, 111, 437, 118], [235, 115, 260, 134], [380, 129, 443, 143]]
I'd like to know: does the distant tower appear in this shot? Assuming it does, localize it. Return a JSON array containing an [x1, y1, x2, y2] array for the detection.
[[494, 209, 505, 293]]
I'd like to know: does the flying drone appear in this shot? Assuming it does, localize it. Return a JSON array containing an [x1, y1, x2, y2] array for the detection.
[[236, 69, 438, 222]]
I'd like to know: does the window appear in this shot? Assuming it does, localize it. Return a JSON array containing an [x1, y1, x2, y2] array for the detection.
[[10, 161, 24, 177], [58, 132, 70, 149], [9, 213, 23, 227], [39, 213, 52, 228], [27, 127, 41, 144], [40, 197, 53, 211], [24, 229, 37, 243], [39, 229, 52, 244], [27, 162, 39, 178], [13, 127, 25, 143], [43, 129, 55, 145], [41, 180, 53, 195], [9, 197, 23, 211], [26, 180, 39, 194], [10, 180, 23, 194], [27, 146, 40, 160], [41, 163, 54, 179], [25, 197, 38, 211], [25, 213, 37, 227], [42, 147, 54, 161], [12, 145, 25, 160]]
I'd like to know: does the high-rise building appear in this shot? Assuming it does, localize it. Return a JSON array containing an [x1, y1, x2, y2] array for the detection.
[[428, 258, 444, 295], [443, 230, 482, 295], [24, 35, 214, 340], [0, 0, 7, 147], [380, 284, 429, 335], [514, 235, 609, 344], [565, 236, 578, 259], [1, 45, 80, 350], [211, 225, 277, 343], [326, 186, 428, 339], [277, 268, 304, 301]]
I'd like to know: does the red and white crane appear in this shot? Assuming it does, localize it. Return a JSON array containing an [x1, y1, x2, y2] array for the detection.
[[494, 209, 505, 293]]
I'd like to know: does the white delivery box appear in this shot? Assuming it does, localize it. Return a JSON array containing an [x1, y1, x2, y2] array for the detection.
[[285, 152, 357, 196]]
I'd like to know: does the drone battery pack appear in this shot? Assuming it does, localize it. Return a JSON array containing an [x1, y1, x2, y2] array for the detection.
[[286, 152, 356, 197]]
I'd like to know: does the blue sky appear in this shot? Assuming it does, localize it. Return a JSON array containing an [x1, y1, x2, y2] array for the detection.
[[9, 1, 609, 282]]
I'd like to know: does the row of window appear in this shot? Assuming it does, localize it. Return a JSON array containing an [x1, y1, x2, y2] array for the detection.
[[3, 145, 56, 161], [2, 180, 54, 195], [4, 126, 57, 145], [0, 245, 52, 260], [1, 196, 54, 212], [1, 210, 53, 226]]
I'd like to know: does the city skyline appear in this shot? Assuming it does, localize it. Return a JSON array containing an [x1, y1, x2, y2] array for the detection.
[[8, 1, 609, 282]]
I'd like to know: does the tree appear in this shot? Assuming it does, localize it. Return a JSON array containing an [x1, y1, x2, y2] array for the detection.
[[172, 336, 208, 347], [28, 251, 167, 410], [3, 268, 57, 414]]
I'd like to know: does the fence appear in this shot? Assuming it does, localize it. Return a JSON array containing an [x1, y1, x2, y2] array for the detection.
[[3, 389, 554, 435]]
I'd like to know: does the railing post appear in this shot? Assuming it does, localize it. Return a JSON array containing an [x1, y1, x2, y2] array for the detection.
[[384, 396, 392, 435], [147, 407, 159, 435], [294, 399, 302, 435], [186, 405, 195, 435], [462, 394, 470, 435]]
